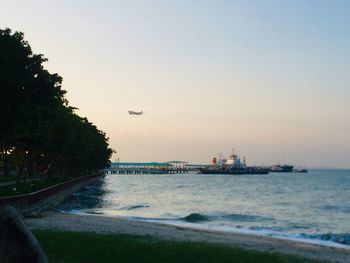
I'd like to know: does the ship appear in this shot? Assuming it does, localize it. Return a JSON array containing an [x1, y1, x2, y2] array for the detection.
[[293, 168, 308, 173], [269, 164, 294, 173], [199, 150, 269, 175]]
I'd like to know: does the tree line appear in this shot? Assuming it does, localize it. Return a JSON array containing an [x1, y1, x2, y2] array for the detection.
[[0, 28, 113, 183]]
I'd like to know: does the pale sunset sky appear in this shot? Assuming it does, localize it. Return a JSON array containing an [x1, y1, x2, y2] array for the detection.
[[1, 1, 349, 168]]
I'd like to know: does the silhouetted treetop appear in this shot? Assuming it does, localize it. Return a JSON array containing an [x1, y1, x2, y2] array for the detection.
[[0, 28, 112, 180]]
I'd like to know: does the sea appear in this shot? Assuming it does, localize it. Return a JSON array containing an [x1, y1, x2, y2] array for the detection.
[[58, 169, 350, 248]]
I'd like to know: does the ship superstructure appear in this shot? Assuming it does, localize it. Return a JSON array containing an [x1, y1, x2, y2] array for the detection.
[[200, 149, 268, 175]]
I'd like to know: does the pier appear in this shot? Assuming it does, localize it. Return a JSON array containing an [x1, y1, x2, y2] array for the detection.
[[103, 162, 205, 175]]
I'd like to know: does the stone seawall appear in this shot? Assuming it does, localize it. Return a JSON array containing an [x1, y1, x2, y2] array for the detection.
[[0, 175, 102, 217], [23, 177, 100, 217]]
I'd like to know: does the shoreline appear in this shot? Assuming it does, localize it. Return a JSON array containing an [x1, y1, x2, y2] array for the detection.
[[60, 210, 350, 250], [25, 211, 350, 263]]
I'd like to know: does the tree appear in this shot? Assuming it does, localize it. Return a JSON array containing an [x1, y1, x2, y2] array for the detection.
[[0, 28, 112, 182]]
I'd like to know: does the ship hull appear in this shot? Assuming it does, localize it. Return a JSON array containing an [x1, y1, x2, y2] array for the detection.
[[269, 165, 294, 173], [199, 167, 269, 175]]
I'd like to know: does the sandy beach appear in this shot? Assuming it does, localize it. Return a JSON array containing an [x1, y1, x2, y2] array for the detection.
[[25, 211, 350, 263]]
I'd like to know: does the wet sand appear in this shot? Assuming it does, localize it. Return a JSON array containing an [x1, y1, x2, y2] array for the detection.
[[25, 211, 350, 263]]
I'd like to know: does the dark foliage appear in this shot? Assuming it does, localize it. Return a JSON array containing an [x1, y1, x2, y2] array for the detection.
[[0, 28, 113, 181]]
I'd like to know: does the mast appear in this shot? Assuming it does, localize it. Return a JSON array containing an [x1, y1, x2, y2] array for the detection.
[[230, 148, 238, 161]]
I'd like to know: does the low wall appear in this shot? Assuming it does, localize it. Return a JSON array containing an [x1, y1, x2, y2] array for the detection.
[[0, 174, 102, 216]]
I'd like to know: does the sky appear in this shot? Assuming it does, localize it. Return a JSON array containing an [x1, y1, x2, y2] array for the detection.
[[1, 0, 350, 168]]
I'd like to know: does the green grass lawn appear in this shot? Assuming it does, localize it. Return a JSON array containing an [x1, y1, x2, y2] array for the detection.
[[0, 179, 63, 197], [0, 175, 17, 184], [33, 230, 319, 263]]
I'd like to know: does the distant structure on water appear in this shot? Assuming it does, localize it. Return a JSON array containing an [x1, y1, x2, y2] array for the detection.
[[104, 161, 204, 174], [200, 149, 269, 175], [200, 149, 306, 174]]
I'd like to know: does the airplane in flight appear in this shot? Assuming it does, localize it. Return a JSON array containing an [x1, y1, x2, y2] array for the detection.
[[128, 110, 143, 115]]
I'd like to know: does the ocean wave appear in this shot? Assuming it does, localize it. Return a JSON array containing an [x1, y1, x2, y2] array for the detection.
[[221, 213, 274, 222], [343, 207, 350, 213], [84, 210, 104, 215], [319, 204, 350, 213], [301, 233, 350, 245], [57, 186, 108, 211], [321, 205, 342, 212], [125, 216, 179, 221], [245, 226, 350, 246], [180, 212, 274, 223], [182, 213, 209, 222], [119, 204, 150, 211]]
